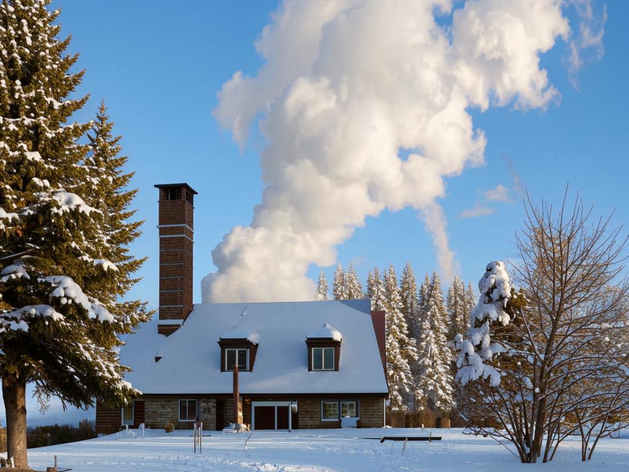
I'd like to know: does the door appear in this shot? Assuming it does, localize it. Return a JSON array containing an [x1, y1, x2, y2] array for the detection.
[[254, 406, 276, 430], [251, 401, 296, 430], [216, 400, 225, 431], [277, 406, 289, 429]]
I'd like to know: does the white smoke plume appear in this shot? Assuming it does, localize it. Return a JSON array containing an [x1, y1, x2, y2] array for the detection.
[[203, 0, 593, 303]]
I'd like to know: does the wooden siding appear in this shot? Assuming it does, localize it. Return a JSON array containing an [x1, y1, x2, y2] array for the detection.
[[95, 400, 145, 435], [96, 403, 121, 435]]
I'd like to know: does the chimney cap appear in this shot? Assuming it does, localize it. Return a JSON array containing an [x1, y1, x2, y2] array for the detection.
[[154, 183, 198, 195]]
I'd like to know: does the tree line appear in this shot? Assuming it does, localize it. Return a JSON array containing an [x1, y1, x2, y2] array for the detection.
[[316, 263, 476, 415]]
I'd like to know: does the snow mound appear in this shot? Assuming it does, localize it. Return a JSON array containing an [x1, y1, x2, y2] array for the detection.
[[306, 323, 343, 342]]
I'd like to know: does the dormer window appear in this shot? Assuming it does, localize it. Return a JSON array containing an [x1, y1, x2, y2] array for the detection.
[[312, 347, 335, 370], [225, 348, 249, 371], [219, 328, 260, 373], [306, 323, 342, 372]]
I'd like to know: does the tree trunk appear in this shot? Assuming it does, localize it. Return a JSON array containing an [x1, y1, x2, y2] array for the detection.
[[2, 374, 28, 468]]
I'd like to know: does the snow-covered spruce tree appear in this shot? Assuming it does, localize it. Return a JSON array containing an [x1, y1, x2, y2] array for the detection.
[[400, 262, 420, 340], [415, 273, 454, 413], [366, 266, 386, 311], [344, 263, 363, 299], [446, 275, 468, 342], [455, 261, 533, 463], [383, 264, 417, 410], [332, 262, 347, 300], [315, 270, 329, 300], [465, 282, 476, 325], [0, 1, 148, 466], [81, 101, 149, 325]]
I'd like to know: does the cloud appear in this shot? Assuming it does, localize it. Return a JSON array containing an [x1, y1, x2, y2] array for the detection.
[[484, 184, 512, 203], [566, 0, 607, 88], [459, 203, 495, 219], [205, 0, 591, 303], [460, 184, 513, 218]]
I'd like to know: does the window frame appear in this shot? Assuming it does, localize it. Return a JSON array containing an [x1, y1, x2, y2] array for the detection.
[[178, 399, 198, 422], [312, 346, 335, 371], [121, 402, 134, 426], [224, 347, 249, 371], [321, 400, 339, 421], [340, 400, 359, 419]]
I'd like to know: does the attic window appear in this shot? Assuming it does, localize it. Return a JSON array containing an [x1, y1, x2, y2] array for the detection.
[[312, 347, 335, 370], [218, 328, 260, 373], [306, 323, 342, 372], [225, 348, 248, 371]]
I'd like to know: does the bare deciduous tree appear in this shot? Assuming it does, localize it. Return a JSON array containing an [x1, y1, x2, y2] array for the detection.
[[457, 191, 629, 463]]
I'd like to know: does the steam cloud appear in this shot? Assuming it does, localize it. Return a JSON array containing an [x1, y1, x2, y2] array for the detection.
[[203, 0, 599, 303]]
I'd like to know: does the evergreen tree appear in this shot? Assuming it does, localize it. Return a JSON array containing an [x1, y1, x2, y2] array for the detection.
[[315, 270, 329, 300], [415, 273, 455, 412], [81, 101, 148, 324], [465, 282, 477, 328], [447, 275, 468, 341], [366, 266, 386, 310], [383, 264, 417, 410], [400, 262, 420, 340], [344, 263, 363, 299], [332, 262, 347, 300], [416, 273, 432, 338], [0, 2, 148, 466]]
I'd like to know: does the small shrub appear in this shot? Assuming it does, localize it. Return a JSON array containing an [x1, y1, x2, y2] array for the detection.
[[164, 423, 175, 433]]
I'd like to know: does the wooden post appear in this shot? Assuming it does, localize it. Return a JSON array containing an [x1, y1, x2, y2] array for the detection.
[[233, 365, 242, 426]]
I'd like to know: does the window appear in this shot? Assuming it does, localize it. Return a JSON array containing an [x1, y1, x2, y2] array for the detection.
[[312, 347, 335, 370], [121, 403, 134, 425], [225, 348, 248, 371], [341, 401, 358, 418], [179, 399, 197, 422], [322, 401, 339, 421]]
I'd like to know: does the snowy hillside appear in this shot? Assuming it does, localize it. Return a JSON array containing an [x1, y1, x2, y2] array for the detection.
[[26, 428, 629, 472]]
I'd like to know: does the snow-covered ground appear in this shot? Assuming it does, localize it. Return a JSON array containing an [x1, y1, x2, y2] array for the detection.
[[27, 428, 628, 472]]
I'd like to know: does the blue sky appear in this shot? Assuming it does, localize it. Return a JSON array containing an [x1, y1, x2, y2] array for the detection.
[[52, 0, 628, 308]]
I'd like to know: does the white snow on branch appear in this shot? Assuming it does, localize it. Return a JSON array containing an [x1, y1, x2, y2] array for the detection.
[[45, 276, 114, 322], [93, 259, 118, 272], [51, 192, 100, 215], [0, 259, 30, 282], [0, 304, 64, 333], [0, 207, 19, 230]]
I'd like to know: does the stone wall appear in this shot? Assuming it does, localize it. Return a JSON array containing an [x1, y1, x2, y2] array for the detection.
[[144, 398, 216, 430]]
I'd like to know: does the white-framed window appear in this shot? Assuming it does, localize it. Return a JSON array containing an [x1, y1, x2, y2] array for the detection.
[[312, 347, 335, 370], [322, 401, 339, 421], [179, 399, 197, 422], [121, 402, 134, 425], [341, 401, 358, 418], [225, 348, 249, 371]]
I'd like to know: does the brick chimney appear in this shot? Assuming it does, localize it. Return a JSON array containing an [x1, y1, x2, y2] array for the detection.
[[155, 183, 197, 336]]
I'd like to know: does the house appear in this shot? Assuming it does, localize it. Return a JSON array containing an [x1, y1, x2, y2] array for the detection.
[[96, 184, 388, 434]]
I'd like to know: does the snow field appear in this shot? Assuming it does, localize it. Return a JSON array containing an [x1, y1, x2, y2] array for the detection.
[[26, 428, 629, 472]]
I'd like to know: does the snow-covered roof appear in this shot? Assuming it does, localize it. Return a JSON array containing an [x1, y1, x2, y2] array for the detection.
[[306, 323, 342, 342], [121, 299, 387, 395], [220, 327, 260, 344]]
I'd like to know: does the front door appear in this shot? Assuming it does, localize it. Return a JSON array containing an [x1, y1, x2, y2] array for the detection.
[[251, 401, 296, 430], [254, 406, 276, 430]]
